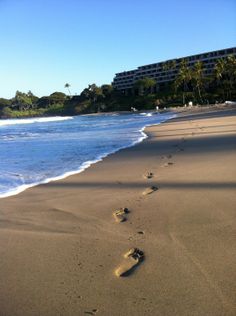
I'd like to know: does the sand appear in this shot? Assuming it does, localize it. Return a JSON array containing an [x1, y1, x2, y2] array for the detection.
[[0, 107, 236, 316]]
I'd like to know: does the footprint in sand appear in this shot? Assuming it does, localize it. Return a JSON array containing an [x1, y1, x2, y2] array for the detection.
[[113, 207, 129, 222], [142, 186, 158, 195], [163, 162, 174, 167], [115, 248, 144, 277], [143, 171, 154, 179], [137, 231, 144, 235], [84, 309, 98, 315]]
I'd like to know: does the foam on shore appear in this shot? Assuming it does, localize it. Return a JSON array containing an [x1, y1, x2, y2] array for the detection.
[[0, 116, 73, 127]]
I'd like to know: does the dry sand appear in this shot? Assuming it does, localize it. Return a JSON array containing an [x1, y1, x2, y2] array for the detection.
[[0, 107, 236, 316]]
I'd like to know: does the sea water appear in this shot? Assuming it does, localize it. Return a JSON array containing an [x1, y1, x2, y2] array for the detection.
[[0, 112, 175, 198]]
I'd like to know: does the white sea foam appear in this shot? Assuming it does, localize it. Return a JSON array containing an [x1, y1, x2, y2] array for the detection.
[[0, 160, 101, 198], [0, 116, 73, 127], [140, 113, 153, 117]]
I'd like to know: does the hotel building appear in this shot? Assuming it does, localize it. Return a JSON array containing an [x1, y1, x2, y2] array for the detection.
[[112, 47, 236, 93]]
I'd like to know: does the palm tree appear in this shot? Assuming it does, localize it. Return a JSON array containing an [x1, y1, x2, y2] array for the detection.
[[162, 60, 176, 72], [224, 55, 236, 99], [215, 59, 225, 83], [214, 59, 227, 100], [64, 83, 72, 96], [134, 77, 156, 95], [192, 61, 204, 104], [174, 60, 192, 105], [162, 62, 170, 72]]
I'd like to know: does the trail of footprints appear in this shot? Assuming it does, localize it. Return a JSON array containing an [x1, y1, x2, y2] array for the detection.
[[82, 147, 179, 312], [113, 147, 180, 277], [113, 169, 159, 277]]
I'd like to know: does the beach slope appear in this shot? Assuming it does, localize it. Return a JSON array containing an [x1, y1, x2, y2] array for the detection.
[[0, 108, 236, 316]]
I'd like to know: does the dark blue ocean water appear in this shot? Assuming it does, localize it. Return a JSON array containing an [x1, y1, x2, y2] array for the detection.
[[0, 112, 175, 198]]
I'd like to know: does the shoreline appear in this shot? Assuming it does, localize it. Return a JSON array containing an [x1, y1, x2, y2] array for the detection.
[[0, 112, 175, 199], [1, 104, 233, 199], [0, 107, 236, 315], [0, 102, 232, 120]]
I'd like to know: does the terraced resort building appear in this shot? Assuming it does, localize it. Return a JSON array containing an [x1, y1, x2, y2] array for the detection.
[[112, 47, 236, 93]]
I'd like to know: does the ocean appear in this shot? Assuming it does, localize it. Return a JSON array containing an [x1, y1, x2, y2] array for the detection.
[[0, 112, 175, 198]]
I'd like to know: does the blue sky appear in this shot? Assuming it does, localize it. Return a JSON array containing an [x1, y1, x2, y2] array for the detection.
[[0, 0, 235, 98]]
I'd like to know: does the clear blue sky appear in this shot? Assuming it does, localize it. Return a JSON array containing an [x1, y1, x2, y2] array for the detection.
[[0, 0, 235, 98]]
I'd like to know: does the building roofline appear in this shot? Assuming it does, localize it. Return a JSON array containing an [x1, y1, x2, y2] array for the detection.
[[115, 47, 236, 75]]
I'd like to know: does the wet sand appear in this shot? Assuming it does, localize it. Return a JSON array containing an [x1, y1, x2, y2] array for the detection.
[[0, 107, 236, 315]]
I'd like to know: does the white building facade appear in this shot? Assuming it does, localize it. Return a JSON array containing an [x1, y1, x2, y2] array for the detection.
[[112, 47, 236, 92]]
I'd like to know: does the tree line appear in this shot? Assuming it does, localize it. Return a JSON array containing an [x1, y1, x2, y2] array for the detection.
[[0, 55, 235, 118]]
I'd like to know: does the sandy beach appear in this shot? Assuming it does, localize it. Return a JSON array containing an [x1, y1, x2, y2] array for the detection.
[[0, 107, 236, 316]]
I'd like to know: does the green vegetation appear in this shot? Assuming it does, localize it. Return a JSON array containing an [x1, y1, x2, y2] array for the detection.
[[173, 55, 236, 105], [0, 56, 235, 118], [134, 77, 156, 96]]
